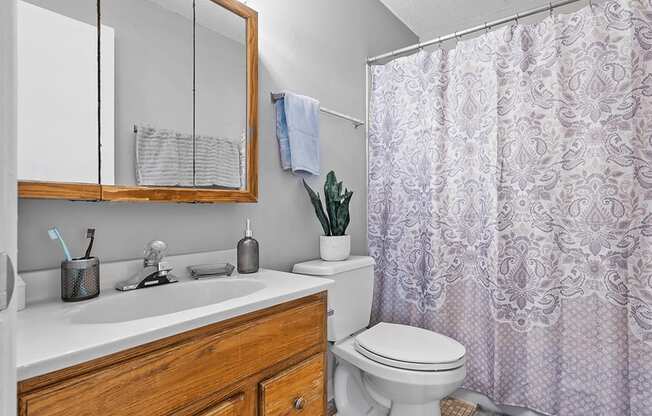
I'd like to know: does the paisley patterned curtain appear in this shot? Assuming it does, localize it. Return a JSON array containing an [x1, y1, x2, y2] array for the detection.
[[368, 1, 652, 414]]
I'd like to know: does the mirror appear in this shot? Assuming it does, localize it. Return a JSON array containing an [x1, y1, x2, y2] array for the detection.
[[194, 0, 247, 190], [100, 0, 195, 188], [99, 0, 256, 202], [16, 0, 105, 198], [18, 0, 258, 203]]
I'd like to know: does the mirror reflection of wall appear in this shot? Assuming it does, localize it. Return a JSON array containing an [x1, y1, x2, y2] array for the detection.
[[194, 0, 247, 190], [101, 0, 194, 187], [17, 0, 113, 185], [101, 0, 248, 190]]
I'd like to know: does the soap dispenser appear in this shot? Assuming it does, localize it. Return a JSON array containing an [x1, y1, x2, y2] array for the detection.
[[237, 218, 259, 274]]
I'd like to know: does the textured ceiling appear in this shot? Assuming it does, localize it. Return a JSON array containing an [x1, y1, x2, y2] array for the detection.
[[378, 0, 588, 41]]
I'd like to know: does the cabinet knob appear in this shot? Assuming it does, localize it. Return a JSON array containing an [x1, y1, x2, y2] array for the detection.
[[293, 396, 306, 411]]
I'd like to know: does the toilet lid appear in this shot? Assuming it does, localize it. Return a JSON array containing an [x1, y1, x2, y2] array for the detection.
[[354, 323, 466, 371]]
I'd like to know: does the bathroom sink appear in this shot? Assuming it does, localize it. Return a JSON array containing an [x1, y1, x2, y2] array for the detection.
[[70, 279, 265, 324]]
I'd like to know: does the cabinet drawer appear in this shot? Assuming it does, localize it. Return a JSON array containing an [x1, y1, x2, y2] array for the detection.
[[195, 393, 245, 416], [260, 354, 325, 416]]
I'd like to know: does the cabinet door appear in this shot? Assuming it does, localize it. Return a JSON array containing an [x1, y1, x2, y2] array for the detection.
[[194, 393, 245, 416], [17, 0, 103, 200], [260, 354, 326, 416]]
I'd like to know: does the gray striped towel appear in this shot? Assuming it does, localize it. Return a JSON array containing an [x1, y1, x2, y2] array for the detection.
[[136, 124, 241, 188]]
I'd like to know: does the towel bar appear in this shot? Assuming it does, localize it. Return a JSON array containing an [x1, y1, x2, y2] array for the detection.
[[271, 93, 364, 129]]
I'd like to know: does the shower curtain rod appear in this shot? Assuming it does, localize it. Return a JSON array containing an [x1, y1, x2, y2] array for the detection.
[[367, 0, 587, 64]]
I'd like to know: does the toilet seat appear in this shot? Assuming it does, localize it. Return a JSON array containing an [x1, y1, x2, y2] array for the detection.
[[354, 323, 466, 371]]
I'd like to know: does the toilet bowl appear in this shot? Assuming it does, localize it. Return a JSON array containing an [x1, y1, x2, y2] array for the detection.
[[332, 323, 466, 416], [293, 257, 467, 416]]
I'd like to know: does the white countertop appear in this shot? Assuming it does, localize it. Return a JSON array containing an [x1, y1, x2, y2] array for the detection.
[[17, 269, 333, 381]]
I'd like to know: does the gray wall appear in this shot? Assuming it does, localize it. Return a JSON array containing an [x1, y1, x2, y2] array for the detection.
[[1, 1, 17, 264], [0, 0, 18, 414], [17, 0, 417, 272]]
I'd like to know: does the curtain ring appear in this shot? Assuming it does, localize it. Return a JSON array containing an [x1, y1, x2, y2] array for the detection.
[[515, 12, 520, 25], [589, 0, 594, 12], [484, 22, 490, 35], [549, 2, 554, 17]]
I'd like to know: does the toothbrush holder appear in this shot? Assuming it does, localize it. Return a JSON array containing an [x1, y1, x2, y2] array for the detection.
[[61, 257, 100, 302]]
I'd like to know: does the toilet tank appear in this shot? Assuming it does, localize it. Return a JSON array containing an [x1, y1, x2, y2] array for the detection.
[[293, 256, 375, 342]]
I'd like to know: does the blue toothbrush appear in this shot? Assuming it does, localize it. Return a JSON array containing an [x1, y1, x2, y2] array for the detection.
[[48, 227, 72, 261]]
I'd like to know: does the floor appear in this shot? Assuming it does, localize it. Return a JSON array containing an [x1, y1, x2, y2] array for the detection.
[[333, 408, 502, 416], [329, 398, 503, 416], [476, 409, 502, 416]]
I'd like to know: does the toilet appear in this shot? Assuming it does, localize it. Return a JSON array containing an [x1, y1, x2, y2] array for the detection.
[[293, 256, 467, 416]]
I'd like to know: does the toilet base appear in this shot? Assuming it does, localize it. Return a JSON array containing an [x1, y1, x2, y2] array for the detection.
[[390, 401, 441, 416], [334, 359, 452, 416], [334, 361, 388, 416], [331, 337, 466, 416]]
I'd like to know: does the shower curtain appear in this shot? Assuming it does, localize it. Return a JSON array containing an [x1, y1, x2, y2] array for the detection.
[[368, 1, 652, 415]]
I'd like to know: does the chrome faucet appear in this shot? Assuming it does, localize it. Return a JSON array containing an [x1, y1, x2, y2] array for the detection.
[[115, 241, 178, 291]]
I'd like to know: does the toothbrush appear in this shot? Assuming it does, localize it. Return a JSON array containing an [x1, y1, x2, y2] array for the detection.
[[47, 227, 72, 261], [83, 228, 95, 259]]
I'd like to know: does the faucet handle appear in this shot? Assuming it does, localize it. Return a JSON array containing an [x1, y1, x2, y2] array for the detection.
[[144, 240, 167, 266], [157, 261, 173, 273]]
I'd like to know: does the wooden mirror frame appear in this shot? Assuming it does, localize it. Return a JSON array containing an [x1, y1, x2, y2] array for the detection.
[[18, 0, 258, 203]]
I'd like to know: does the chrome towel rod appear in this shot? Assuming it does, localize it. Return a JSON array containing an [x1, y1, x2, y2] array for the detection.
[[271, 92, 364, 129], [367, 0, 586, 64]]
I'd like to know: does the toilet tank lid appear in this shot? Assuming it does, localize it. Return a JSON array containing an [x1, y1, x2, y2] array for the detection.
[[292, 256, 375, 276]]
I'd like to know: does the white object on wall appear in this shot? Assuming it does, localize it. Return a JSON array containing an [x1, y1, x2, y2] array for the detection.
[[0, 256, 17, 416], [15, 275, 25, 311], [17, 1, 115, 184]]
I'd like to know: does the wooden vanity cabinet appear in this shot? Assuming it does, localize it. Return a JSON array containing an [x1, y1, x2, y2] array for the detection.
[[194, 393, 246, 416], [18, 293, 327, 416]]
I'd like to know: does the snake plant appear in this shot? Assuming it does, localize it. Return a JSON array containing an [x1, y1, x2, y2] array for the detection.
[[303, 171, 353, 236]]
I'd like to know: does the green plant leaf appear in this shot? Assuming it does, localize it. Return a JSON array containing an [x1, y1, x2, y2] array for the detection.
[[303, 179, 331, 236], [333, 190, 353, 235], [305, 171, 353, 237], [324, 171, 340, 232], [340, 190, 354, 235]]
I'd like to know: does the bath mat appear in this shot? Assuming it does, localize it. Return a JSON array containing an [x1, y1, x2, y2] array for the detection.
[[441, 397, 478, 416]]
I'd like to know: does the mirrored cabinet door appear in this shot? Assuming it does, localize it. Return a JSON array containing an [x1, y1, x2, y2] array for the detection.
[[17, 0, 102, 199], [100, 0, 256, 202], [99, 0, 195, 195], [194, 0, 247, 192]]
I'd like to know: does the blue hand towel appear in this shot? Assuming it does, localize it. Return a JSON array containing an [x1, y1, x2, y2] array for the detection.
[[275, 92, 320, 175], [274, 99, 291, 170]]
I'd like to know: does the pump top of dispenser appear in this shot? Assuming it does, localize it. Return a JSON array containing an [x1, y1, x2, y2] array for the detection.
[[245, 218, 253, 238]]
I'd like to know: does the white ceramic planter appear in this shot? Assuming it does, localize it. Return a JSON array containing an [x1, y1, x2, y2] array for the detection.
[[320, 235, 351, 261]]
